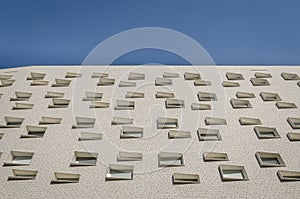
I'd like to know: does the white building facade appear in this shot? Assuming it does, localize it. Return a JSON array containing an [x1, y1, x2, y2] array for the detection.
[[0, 65, 299, 198]]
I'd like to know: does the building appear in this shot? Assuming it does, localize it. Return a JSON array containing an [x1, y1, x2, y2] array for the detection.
[[0, 65, 299, 198]]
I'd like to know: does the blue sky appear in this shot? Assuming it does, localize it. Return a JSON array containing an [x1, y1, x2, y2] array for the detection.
[[0, 0, 300, 68]]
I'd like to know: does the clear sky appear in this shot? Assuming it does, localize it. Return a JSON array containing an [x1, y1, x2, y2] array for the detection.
[[0, 0, 300, 68]]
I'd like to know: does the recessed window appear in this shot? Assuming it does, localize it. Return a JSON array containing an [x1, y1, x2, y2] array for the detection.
[[111, 117, 133, 125], [117, 151, 143, 161], [198, 92, 217, 101], [45, 91, 64, 98], [89, 101, 109, 108], [156, 91, 175, 98], [20, 125, 47, 138], [0, 116, 24, 128], [97, 77, 115, 86], [119, 81, 136, 87], [165, 99, 184, 108], [12, 102, 34, 110], [126, 91, 144, 98], [198, 128, 222, 141], [184, 72, 200, 80], [163, 72, 179, 78], [39, 116, 61, 125], [203, 152, 229, 161], [79, 132, 102, 141], [250, 78, 270, 86], [10, 91, 32, 101], [30, 80, 48, 86], [157, 117, 178, 129], [218, 165, 249, 181], [226, 72, 244, 80], [158, 152, 184, 167], [172, 173, 200, 184], [0, 74, 13, 80], [287, 117, 300, 129], [281, 72, 300, 80], [155, 77, 172, 86], [51, 172, 80, 184], [194, 80, 211, 86], [254, 72, 272, 78], [48, 98, 70, 108], [72, 116, 96, 128], [255, 152, 285, 167], [70, 151, 98, 166], [82, 91, 103, 101], [222, 81, 240, 87], [105, 164, 134, 180], [91, 72, 108, 78], [27, 72, 46, 80], [52, 79, 71, 87], [260, 92, 282, 101], [115, 100, 134, 110], [8, 169, 38, 181], [287, 132, 300, 141], [191, 103, 211, 110], [298, 81, 300, 87], [254, 126, 280, 139], [65, 72, 82, 78], [0, 79, 15, 87], [205, 117, 227, 125], [120, 126, 143, 138], [128, 72, 145, 80], [277, 170, 300, 181], [236, 91, 255, 98], [230, 99, 252, 108], [0, 133, 3, 140], [3, 151, 34, 166], [276, 102, 297, 109], [239, 117, 262, 125], [168, 130, 191, 139]]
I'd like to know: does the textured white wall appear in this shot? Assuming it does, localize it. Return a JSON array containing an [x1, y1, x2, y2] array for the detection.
[[0, 65, 299, 198]]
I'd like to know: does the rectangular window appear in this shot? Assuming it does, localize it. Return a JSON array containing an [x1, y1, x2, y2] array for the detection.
[[65, 72, 82, 78], [10, 91, 32, 101], [120, 126, 143, 138], [218, 164, 249, 181], [172, 173, 200, 184], [105, 164, 134, 180], [30, 80, 49, 86], [20, 125, 47, 138], [254, 126, 280, 139], [79, 132, 102, 141], [70, 151, 98, 166], [91, 72, 108, 78], [111, 117, 133, 125], [287, 117, 300, 129], [97, 77, 115, 86], [52, 79, 71, 87], [45, 91, 64, 98], [260, 92, 282, 101], [39, 116, 61, 125], [222, 81, 240, 87], [0, 116, 24, 128], [198, 128, 222, 141], [205, 117, 227, 125], [128, 72, 145, 80], [230, 99, 252, 108], [194, 79, 211, 86], [3, 151, 34, 166], [72, 117, 96, 128], [157, 117, 178, 129], [250, 78, 270, 86], [156, 91, 175, 98], [276, 102, 297, 109], [255, 152, 286, 167], [158, 152, 184, 167], [281, 72, 300, 80], [239, 117, 262, 125], [126, 91, 144, 98], [203, 152, 229, 161], [287, 132, 300, 141], [226, 72, 244, 80], [27, 72, 46, 80], [13, 102, 34, 110], [119, 81, 136, 87], [115, 100, 135, 110], [51, 172, 80, 184], [198, 92, 217, 101], [8, 169, 38, 181], [191, 103, 211, 110], [168, 130, 191, 139], [117, 151, 143, 161], [82, 91, 103, 101], [155, 77, 172, 86], [236, 91, 255, 98], [89, 101, 110, 108], [163, 72, 179, 78], [254, 72, 272, 78], [48, 98, 70, 108], [184, 72, 200, 80], [165, 99, 184, 108], [277, 170, 300, 181]]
